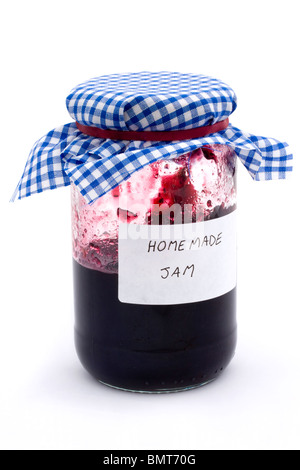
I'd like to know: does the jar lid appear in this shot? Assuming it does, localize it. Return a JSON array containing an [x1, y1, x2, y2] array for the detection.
[[12, 72, 293, 204], [66, 72, 237, 131]]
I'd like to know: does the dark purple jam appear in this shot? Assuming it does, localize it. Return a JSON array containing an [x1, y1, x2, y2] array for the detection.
[[74, 262, 237, 392]]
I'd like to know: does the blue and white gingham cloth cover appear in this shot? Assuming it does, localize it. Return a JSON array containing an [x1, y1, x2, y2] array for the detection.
[[12, 72, 293, 204]]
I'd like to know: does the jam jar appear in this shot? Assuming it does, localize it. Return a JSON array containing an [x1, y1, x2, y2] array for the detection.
[[72, 145, 237, 392]]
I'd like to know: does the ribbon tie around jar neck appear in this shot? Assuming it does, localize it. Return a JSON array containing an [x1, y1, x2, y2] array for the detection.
[[76, 119, 230, 142]]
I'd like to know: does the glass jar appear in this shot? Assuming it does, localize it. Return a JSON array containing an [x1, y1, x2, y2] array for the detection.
[[72, 145, 237, 392]]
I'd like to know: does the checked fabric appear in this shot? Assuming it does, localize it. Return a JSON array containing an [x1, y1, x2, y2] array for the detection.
[[12, 72, 293, 204]]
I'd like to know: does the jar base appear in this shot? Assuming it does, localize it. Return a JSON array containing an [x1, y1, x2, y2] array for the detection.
[[98, 378, 217, 394]]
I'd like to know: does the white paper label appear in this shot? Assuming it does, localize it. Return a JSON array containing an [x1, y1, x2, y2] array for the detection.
[[118, 211, 237, 305]]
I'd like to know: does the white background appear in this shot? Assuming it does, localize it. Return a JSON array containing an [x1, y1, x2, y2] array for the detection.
[[1, 0, 299, 451]]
